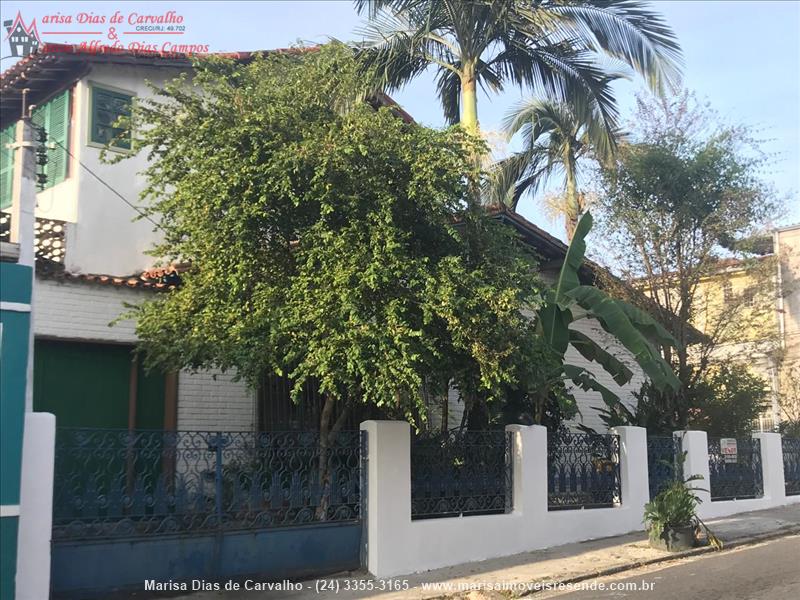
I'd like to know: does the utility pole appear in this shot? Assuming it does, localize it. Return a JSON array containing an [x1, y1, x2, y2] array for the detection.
[[0, 103, 56, 600]]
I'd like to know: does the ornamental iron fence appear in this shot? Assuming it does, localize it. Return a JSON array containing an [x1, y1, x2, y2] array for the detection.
[[410, 430, 513, 520], [52, 428, 363, 541], [783, 437, 800, 497], [708, 437, 763, 501], [647, 435, 683, 499], [548, 430, 621, 510]]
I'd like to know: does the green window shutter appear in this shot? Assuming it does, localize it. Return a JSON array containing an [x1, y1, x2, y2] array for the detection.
[[45, 90, 69, 187], [0, 123, 14, 209], [31, 90, 70, 190], [91, 87, 132, 150]]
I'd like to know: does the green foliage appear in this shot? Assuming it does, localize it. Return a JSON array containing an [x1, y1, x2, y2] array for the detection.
[[596, 91, 781, 392], [643, 452, 721, 550], [780, 420, 800, 438], [643, 480, 700, 541], [355, 0, 682, 134], [687, 363, 770, 437], [590, 380, 687, 434], [590, 362, 770, 437], [123, 43, 550, 427]]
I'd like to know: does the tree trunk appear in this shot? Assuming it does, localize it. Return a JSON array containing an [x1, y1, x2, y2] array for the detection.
[[460, 68, 479, 135], [564, 150, 580, 241], [315, 394, 350, 520]]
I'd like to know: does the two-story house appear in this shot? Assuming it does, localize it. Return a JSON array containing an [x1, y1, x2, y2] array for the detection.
[[2, 45, 256, 434]]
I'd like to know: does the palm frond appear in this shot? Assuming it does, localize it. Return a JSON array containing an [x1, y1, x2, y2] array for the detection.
[[436, 67, 462, 125], [549, 0, 684, 95]]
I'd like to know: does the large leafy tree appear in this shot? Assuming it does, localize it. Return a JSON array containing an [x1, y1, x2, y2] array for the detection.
[[354, 0, 682, 135], [595, 92, 781, 426], [490, 98, 620, 238], [123, 44, 549, 441]]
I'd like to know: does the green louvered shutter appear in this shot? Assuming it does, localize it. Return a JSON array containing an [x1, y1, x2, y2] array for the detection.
[[0, 123, 14, 209], [32, 90, 70, 190], [46, 91, 69, 186]]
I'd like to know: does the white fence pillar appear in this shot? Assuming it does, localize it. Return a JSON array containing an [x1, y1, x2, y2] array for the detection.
[[612, 426, 649, 512], [753, 432, 786, 504], [360, 420, 411, 578], [675, 430, 711, 508], [15, 412, 56, 600], [508, 424, 546, 517]]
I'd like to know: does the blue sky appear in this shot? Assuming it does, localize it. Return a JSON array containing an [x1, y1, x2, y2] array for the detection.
[[3, 0, 799, 236]]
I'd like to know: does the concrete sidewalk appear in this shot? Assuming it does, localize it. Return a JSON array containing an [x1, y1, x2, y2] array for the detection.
[[176, 504, 800, 600]]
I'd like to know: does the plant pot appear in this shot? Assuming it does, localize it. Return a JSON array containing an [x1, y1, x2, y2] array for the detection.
[[650, 525, 696, 552]]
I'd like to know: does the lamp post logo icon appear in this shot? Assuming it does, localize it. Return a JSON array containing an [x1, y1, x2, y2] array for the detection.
[[4, 12, 41, 57]]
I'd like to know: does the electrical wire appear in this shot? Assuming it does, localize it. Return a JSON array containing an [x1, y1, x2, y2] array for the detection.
[[2, 126, 162, 230], [50, 138, 163, 230]]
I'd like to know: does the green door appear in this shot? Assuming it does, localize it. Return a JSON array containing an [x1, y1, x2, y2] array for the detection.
[[36, 340, 168, 525], [33, 339, 165, 429]]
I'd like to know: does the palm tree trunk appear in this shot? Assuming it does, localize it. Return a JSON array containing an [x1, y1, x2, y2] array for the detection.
[[460, 68, 479, 135], [564, 150, 580, 240]]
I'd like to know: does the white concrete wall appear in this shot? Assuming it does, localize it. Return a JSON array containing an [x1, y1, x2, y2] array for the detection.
[[33, 277, 256, 431], [362, 421, 649, 578], [15, 412, 55, 600], [679, 430, 800, 520], [177, 369, 256, 432], [34, 276, 141, 342], [363, 422, 799, 578]]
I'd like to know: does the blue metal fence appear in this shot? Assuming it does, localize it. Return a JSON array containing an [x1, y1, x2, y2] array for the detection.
[[708, 437, 763, 501], [548, 430, 620, 510], [53, 428, 363, 541], [783, 437, 800, 497], [410, 430, 513, 520], [647, 435, 682, 499]]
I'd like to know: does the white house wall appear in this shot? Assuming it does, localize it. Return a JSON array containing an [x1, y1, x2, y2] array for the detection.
[[34, 277, 140, 343], [33, 277, 255, 432], [564, 317, 647, 432], [33, 63, 188, 276]]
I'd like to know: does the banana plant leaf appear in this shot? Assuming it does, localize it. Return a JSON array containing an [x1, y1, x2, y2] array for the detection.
[[538, 300, 571, 354], [566, 285, 681, 392], [537, 212, 593, 351], [552, 212, 592, 305], [617, 300, 682, 350], [568, 329, 634, 386]]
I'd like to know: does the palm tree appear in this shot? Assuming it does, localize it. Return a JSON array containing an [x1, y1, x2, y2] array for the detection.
[[491, 97, 620, 239], [354, 0, 682, 136]]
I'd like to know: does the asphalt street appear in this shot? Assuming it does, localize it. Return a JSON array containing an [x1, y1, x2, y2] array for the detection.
[[544, 535, 800, 599]]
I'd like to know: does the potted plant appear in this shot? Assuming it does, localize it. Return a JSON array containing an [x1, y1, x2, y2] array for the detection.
[[643, 474, 722, 552]]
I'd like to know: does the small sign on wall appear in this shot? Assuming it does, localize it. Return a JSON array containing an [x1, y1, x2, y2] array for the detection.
[[720, 438, 738, 463]]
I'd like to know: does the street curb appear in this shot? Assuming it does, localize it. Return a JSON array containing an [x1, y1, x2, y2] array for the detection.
[[516, 525, 800, 597]]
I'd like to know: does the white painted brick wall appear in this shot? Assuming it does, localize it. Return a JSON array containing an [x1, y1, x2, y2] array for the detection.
[[34, 277, 141, 342], [33, 277, 256, 431], [177, 370, 255, 432]]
